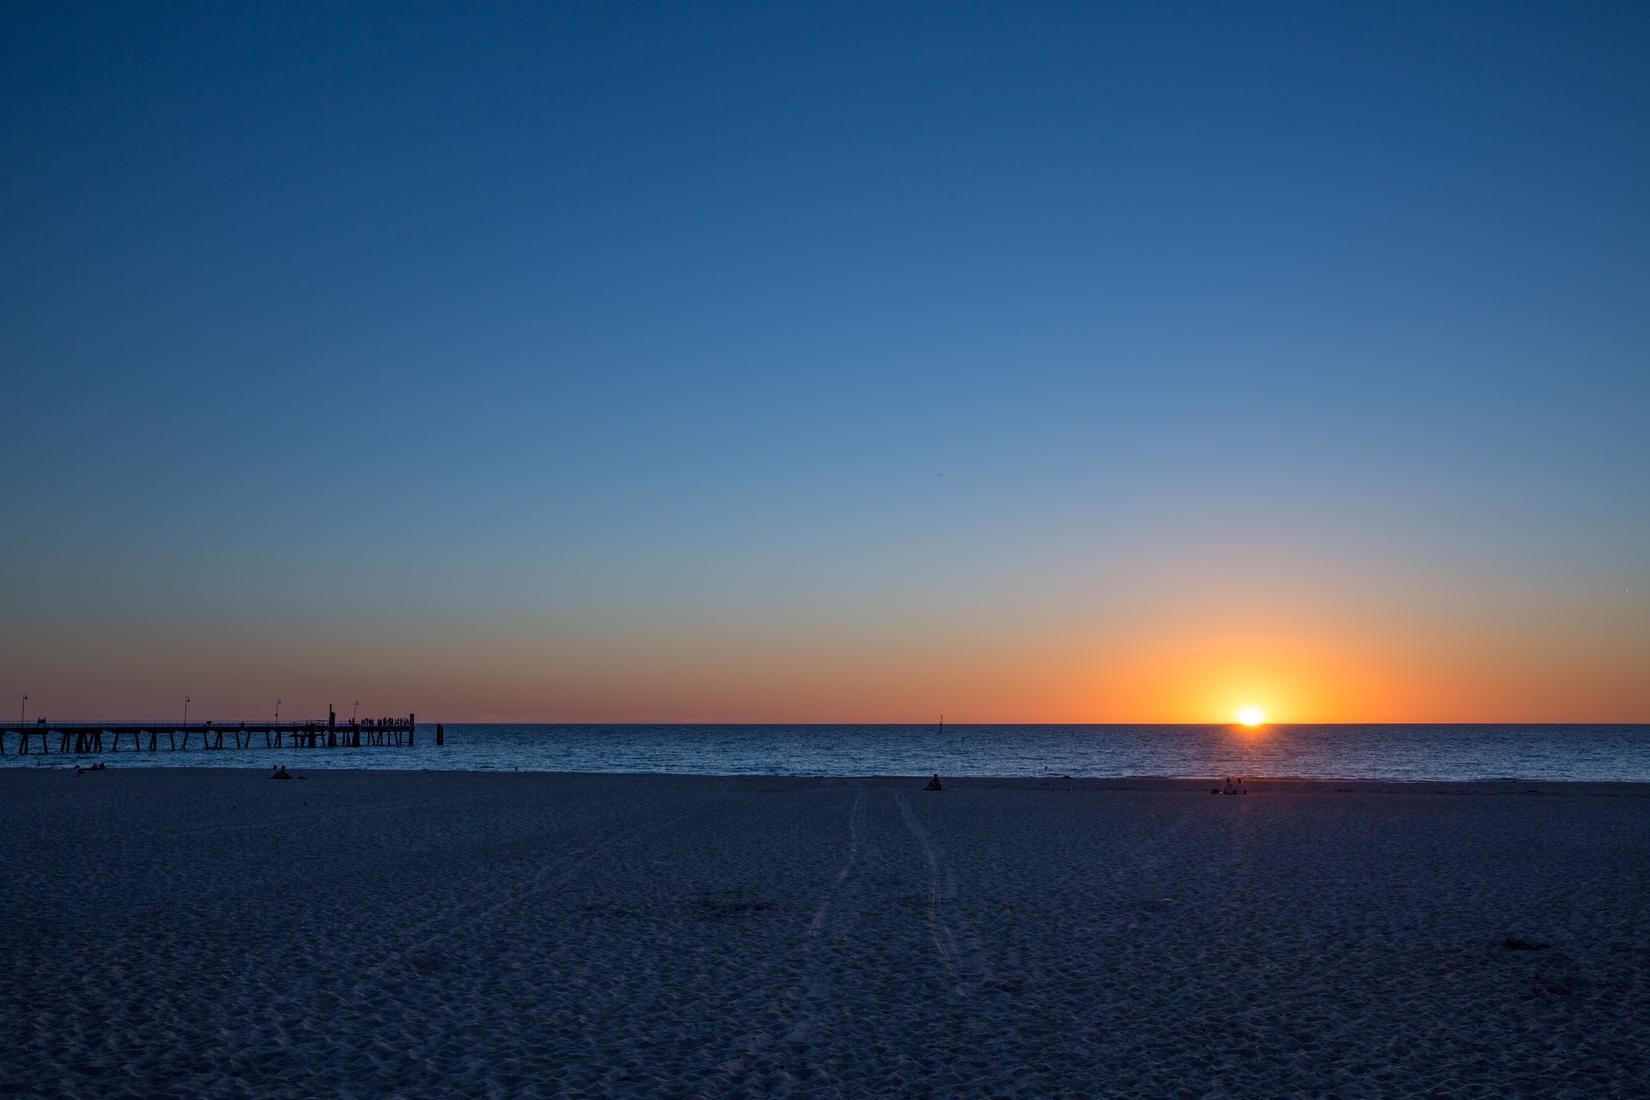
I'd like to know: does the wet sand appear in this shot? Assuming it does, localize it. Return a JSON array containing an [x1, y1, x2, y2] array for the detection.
[[2, 770, 1647, 1097]]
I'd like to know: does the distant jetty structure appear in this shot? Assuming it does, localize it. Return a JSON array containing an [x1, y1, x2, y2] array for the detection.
[[0, 707, 441, 755]]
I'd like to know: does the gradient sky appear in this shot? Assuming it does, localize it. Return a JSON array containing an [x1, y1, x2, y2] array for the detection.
[[3, 1, 1647, 723]]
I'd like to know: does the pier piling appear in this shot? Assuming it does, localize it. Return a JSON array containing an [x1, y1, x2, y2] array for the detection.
[[0, 715, 432, 757]]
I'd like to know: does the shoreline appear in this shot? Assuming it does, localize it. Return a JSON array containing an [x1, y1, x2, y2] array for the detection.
[[7, 765, 1650, 796], [9, 723, 1648, 787]]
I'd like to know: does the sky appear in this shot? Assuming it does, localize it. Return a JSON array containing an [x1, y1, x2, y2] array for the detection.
[[3, 1, 1647, 723]]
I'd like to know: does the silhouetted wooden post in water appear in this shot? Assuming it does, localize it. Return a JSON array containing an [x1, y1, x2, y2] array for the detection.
[[15, 724, 54, 753], [435, 723, 444, 746], [407, 714, 415, 747], [327, 706, 337, 748]]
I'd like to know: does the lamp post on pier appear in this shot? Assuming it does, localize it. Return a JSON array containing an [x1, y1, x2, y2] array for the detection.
[[184, 696, 190, 726], [19, 693, 26, 725], [353, 700, 359, 723], [275, 697, 282, 721]]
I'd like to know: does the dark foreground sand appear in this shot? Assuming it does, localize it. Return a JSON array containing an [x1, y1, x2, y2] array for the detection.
[[2, 770, 1647, 1098]]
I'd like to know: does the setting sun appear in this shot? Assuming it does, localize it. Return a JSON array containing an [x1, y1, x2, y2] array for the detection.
[[1236, 706, 1267, 727]]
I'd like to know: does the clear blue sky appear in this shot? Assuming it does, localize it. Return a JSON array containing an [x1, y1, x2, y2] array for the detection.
[[3, 1, 1647, 721]]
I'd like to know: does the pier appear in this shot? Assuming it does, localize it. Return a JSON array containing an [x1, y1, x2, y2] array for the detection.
[[0, 710, 434, 755]]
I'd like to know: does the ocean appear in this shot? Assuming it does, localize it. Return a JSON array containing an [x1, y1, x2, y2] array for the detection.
[[4, 723, 1649, 782]]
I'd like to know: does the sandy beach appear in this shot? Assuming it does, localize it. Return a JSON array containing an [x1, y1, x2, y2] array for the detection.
[[2, 770, 1647, 1098]]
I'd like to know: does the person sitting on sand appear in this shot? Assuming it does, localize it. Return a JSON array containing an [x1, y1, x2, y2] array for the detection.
[[924, 773, 944, 791], [272, 765, 292, 780]]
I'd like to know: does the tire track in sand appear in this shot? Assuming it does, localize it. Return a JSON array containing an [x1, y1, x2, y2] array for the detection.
[[720, 784, 868, 1083], [786, 785, 868, 1043], [806, 786, 867, 939], [895, 789, 995, 997]]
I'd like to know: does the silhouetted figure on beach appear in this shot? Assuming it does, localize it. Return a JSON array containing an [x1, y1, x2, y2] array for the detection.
[[272, 765, 292, 780], [924, 773, 944, 791]]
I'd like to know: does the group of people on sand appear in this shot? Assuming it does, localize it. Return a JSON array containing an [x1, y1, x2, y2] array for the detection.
[[73, 763, 108, 775], [272, 764, 293, 780], [1214, 776, 1247, 795]]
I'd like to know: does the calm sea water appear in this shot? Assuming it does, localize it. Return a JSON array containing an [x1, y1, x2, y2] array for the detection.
[[4, 724, 1649, 782]]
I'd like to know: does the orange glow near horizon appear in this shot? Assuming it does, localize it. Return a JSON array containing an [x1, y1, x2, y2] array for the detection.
[[1236, 706, 1266, 727], [3, 581, 1648, 723]]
